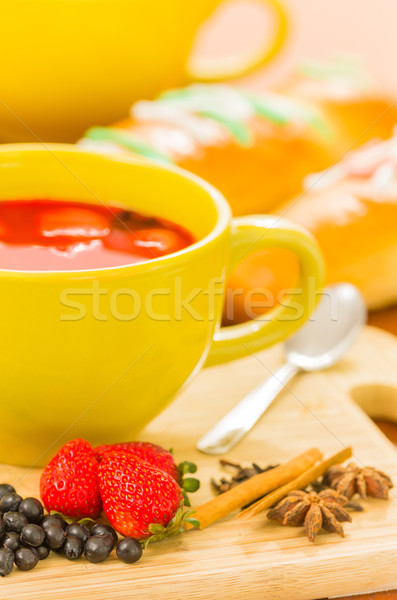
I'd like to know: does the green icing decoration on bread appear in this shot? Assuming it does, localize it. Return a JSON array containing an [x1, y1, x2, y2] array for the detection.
[[297, 56, 371, 89], [83, 83, 333, 159], [84, 127, 172, 164], [160, 84, 332, 143]]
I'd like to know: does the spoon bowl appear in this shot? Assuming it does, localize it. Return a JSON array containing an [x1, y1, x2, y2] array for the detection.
[[197, 283, 367, 454], [285, 283, 367, 371]]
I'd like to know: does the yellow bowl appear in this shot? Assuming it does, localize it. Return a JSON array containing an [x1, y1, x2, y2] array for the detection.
[[0, 145, 324, 465], [0, 0, 288, 142]]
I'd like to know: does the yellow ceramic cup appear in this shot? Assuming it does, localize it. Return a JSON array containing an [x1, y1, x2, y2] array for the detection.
[[0, 145, 323, 466], [0, 0, 288, 143]]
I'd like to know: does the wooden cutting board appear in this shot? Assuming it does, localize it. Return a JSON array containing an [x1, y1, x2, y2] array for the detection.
[[2, 325, 397, 600]]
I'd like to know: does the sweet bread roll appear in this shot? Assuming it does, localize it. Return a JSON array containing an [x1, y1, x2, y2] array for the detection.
[[81, 84, 335, 215], [228, 133, 397, 324], [223, 247, 300, 325], [279, 137, 397, 309], [282, 58, 397, 155]]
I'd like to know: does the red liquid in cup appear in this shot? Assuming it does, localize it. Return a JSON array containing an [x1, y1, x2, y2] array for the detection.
[[0, 200, 195, 271]]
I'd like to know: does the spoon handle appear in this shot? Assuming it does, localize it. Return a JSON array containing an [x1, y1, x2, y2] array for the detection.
[[196, 362, 300, 455]]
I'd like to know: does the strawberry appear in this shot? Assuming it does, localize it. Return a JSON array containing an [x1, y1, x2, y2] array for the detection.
[[40, 438, 102, 520], [99, 452, 197, 542], [95, 441, 200, 506], [38, 207, 110, 241], [133, 228, 186, 257], [94, 441, 179, 481]]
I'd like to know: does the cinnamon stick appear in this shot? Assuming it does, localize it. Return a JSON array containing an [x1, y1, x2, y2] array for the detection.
[[186, 448, 322, 530], [237, 446, 352, 521]]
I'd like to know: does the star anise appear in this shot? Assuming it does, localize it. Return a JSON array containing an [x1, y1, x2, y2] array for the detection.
[[267, 489, 352, 542], [323, 462, 394, 500]]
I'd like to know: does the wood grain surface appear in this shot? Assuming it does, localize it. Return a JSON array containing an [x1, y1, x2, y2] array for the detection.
[[338, 593, 397, 600], [1, 325, 397, 600]]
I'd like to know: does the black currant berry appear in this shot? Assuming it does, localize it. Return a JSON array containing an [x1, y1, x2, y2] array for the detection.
[[41, 514, 67, 530], [84, 534, 114, 563], [63, 535, 84, 560], [0, 547, 14, 577], [15, 547, 39, 571], [116, 537, 142, 564], [20, 524, 45, 547], [19, 498, 44, 524], [0, 493, 22, 514], [66, 523, 90, 543], [44, 524, 66, 549], [91, 523, 118, 547], [0, 517, 4, 538], [0, 484, 15, 500], [35, 545, 50, 560], [2, 532, 20, 552], [3, 511, 28, 533]]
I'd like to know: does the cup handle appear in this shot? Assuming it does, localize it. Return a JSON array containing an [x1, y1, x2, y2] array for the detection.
[[187, 0, 288, 82], [206, 215, 325, 366]]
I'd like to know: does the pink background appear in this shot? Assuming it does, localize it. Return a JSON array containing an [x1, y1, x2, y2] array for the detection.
[[193, 0, 397, 93]]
